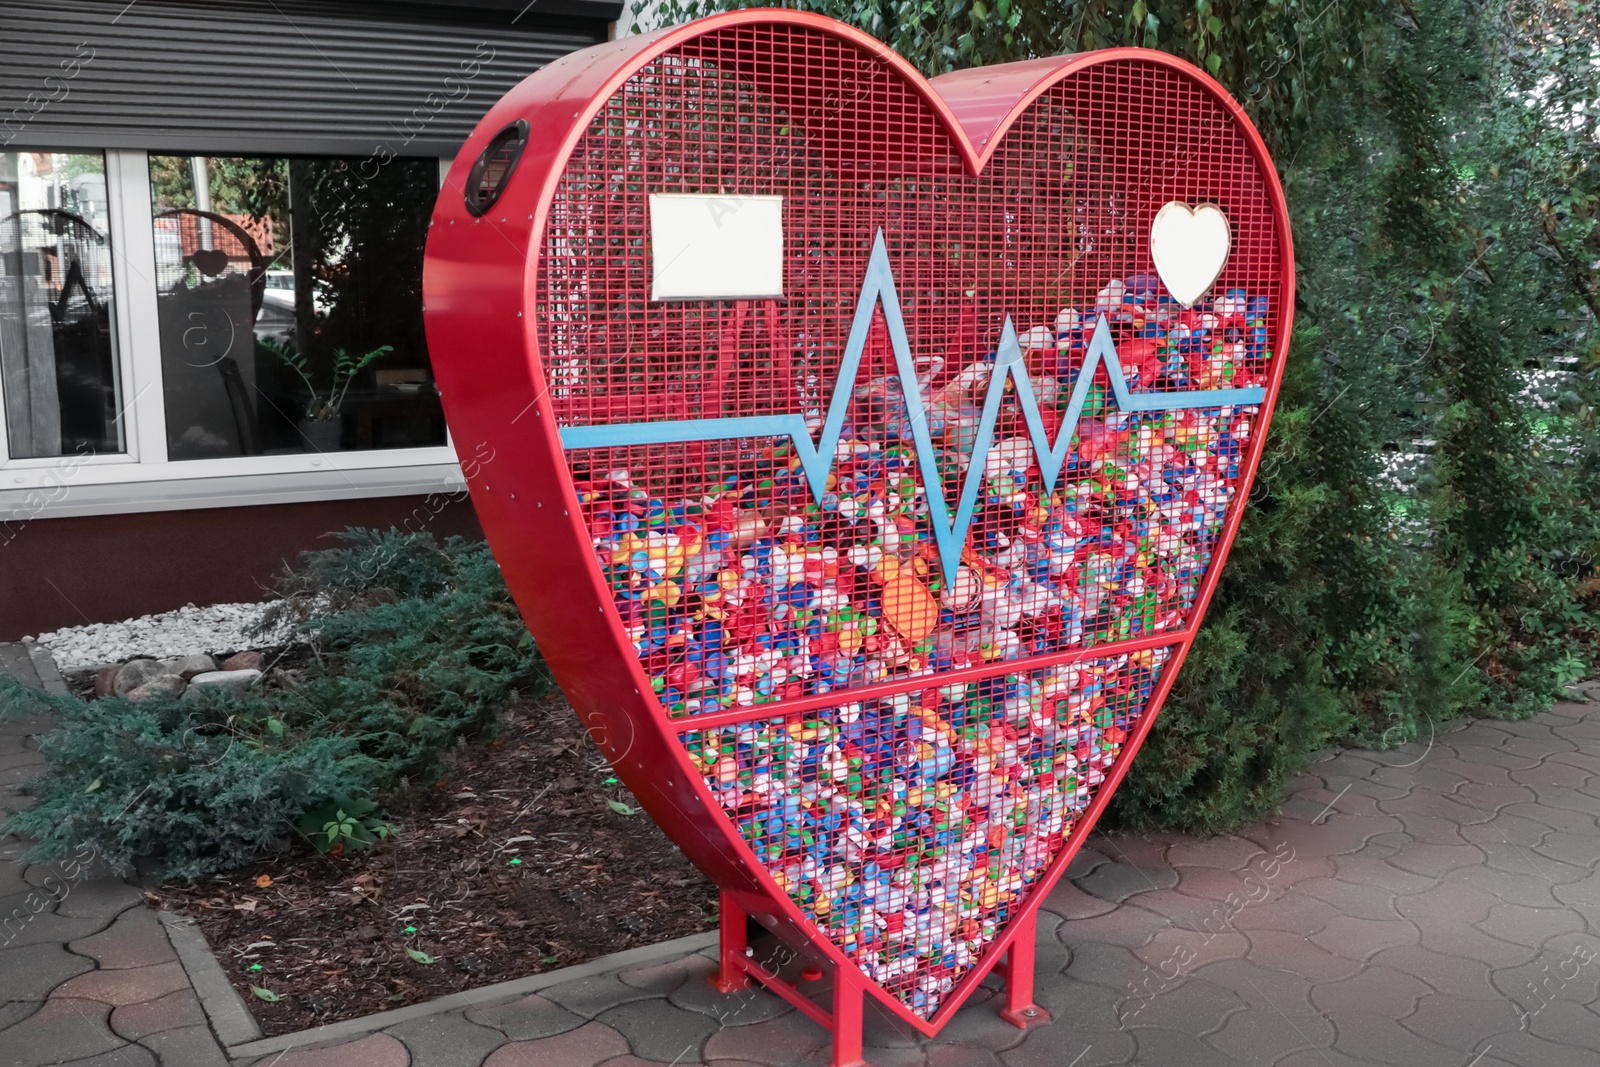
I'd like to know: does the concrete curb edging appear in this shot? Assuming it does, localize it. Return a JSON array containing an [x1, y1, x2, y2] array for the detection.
[[159, 911, 265, 1048], [21, 640, 69, 697], [165, 906, 719, 1061]]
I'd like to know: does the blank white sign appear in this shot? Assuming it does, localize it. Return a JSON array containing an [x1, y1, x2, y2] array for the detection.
[[649, 193, 785, 301]]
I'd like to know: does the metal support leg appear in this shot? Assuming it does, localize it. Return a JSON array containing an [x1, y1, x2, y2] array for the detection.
[[830, 963, 868, 1067], [708, 889, 751, 994], [998, 910, 1051, 1029]]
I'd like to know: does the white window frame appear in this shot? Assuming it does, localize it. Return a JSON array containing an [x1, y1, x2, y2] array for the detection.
[[0, 149, 466, 518]]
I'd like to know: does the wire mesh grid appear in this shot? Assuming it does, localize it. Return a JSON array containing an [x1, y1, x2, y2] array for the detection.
[[685, 646, 1171, 1016], [539, 25, 1278, 721]]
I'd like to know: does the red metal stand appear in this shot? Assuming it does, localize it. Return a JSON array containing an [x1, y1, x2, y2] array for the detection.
[[709, 889, 752, 994], [998, 911, 1051, 1029], [709, 893, 1046, 1065]]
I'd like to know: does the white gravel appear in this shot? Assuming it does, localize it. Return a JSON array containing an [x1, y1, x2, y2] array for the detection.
[[32, 601, 297, 672]]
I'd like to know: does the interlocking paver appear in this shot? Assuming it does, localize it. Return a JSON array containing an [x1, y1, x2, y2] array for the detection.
[[1030, 974, 1122, 1031], [919, 991, 1027, 1052], [1002, 1025, 1130, 1067], [0, 941, 94, 1002], [51, 962, 189, 1007], [1504, 796, 1600, 833], [388, 1011, 510, 1067], [1367, 944, 1498, 1000], [1310, 964, 1432, 1016], [1327, 852, 1438, 895], [1058, 939, 1145, 995], [1063, 847, 1110, 881], [1297, 875, 1402, 920], [108, 988, 204, 1040], [1382, 838, 1486, 880], [1307, 914, 1418, 963], [1485, 1027, 1597, 1067], [1226, 891, 1340, 936], [1453, 863, 1573, 909], [1165, 835, 1268, 871], [0, 997, 122, 1067], [49, 879, 140, 924], [668, 968, 794, 1026], [1190, 957, 1319, 1015], [0, 907, 107, 950], [1073, 860, 1177, 903], [1038, 881, 1116, 921], [1056, 903, 1171, 951], [465, 993, 587, 1040], [1239, 929, 1362, 983], [860, 1002, 921, 1049], [1204, 1002, 1335, 1064], [1473, 902, 1589, 950], [1118, 974, 1243, 1036], [1526, 998, 1600, 1050], [135, 1024, 229, 1067], [702, 1009, 830, 1065], [617, 951, 718, 994], [1129, 1023, 1244, 1066], [68, 907, 174, 970], [1401, 991, 1524, 1053], [0, 1001, 41, 1031], [922, 1044, 1002, 1067], [1459, 811, 1553, 849], [1531, 831, 1600, 870], [541, 972, 662, 1020], [252, 1032, 409, 1067], [1323, 1007, 1465, 1066], [598, 996, 723, 1062], [51, 1044, 156, 1067], [1135, 926, 1250, 973]]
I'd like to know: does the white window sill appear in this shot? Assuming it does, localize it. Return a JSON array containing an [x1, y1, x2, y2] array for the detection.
[[0, 448, 468, 520]]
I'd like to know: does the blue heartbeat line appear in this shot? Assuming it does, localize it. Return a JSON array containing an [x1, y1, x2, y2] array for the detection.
[[560, 229, 1266, 585]]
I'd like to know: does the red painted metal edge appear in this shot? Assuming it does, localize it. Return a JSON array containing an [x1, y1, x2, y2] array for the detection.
[[425, 8, 1295, 1041]]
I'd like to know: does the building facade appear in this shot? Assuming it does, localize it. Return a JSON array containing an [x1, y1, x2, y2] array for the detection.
[[0, 0, 622, 638]]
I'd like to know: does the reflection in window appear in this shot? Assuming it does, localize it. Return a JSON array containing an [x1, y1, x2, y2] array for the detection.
[[0, 151, 123, 459], [149, 155, 445, 459]]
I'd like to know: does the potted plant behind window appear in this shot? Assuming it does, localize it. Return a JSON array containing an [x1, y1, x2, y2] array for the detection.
[[264, 339, 392, 452]]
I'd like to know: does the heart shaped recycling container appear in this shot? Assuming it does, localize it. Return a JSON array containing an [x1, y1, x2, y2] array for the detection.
[[424, 10, 1293, 1060]]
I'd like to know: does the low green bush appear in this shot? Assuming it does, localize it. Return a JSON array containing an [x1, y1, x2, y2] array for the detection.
[[0, 529, 544, 879]]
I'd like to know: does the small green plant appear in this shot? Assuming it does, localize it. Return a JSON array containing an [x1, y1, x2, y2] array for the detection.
[[266, 339, 394, 423], [298, 797, 399, 854]]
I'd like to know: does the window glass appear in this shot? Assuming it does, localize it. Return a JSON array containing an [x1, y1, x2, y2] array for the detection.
[[0, 150, 123, 459], [149, 155, 444, 459]]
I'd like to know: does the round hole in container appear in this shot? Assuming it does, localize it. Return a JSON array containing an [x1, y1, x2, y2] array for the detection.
[[464, 120, 529, 217]]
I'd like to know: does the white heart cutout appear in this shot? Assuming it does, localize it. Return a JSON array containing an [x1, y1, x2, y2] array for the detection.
[[1150, 201, 1232, 308]]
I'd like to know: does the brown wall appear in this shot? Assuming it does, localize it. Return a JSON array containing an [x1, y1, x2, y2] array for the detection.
[[0, 495, 483, 642]]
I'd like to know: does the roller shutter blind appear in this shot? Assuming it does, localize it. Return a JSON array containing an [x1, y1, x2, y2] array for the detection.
[[0, 0, 617, 156]]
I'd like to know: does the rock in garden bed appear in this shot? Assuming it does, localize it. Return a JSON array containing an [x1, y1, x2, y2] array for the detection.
[[36, 600, 298, 671], [151, 688, 716, 1037]]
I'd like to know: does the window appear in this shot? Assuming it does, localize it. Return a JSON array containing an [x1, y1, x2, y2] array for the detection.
[[148, 155, 445, 460], [0, 150, 124, 460]]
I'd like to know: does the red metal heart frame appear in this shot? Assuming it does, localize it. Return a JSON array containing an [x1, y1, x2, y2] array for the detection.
[[424, 8, 1293, 1055]]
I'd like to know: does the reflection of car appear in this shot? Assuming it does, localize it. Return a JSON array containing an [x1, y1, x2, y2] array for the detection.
[[253, 271, 334, 344], [261, 270, 332, 313], [253, 294, 296, 345]]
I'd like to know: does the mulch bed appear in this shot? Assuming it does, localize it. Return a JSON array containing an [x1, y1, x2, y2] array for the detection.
[[152, 689, 717, 1037]]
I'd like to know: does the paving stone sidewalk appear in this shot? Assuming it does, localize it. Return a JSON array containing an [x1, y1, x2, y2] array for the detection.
[[5, 644, 1600, 1066]]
